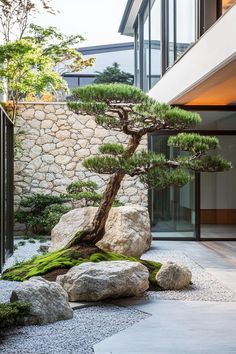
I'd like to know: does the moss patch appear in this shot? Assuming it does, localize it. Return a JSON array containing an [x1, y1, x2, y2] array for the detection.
[[0, 301, 31, 330], [1, 248, 162, 290]]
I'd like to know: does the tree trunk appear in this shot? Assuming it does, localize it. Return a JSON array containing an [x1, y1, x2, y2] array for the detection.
[[66, 134, 142, 248]]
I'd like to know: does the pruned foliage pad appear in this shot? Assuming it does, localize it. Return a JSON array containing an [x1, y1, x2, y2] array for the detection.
[[1, 249, 162, 290]]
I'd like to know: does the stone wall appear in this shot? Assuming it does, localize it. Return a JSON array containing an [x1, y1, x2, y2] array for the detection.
[[15, 103, 148, 209]]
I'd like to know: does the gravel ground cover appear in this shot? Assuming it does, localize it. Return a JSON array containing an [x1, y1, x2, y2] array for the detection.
[[0, 304, 149, 354], [3, 239, 50, 272], [1, 240, 236, 353], [143, 249, 236, 302]]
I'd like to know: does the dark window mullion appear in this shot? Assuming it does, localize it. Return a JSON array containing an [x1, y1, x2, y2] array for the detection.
[[148, 0, 151, 90], [161, 0, 168, 74], [139, 12, 144, 90], [173, 0, 177, 62]]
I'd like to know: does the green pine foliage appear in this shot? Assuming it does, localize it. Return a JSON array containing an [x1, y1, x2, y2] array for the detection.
[[94, 62, 134, 85], [66, 180, 102, 207], [68, 83, 232, 190], [0, 301, 31, 330]]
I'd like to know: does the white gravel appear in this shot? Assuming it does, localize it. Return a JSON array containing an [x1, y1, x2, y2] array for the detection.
[[0, 304, 149, 354], [1, 240, 236, 353], [142, 249, 236, 302], [3, 239, 50, 272]]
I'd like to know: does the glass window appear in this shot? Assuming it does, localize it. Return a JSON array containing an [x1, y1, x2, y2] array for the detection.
[[196, 111, 236, 130], [168, 0, 175, 67], [201, 135, 236, 239], [176, 0, 196, 59], [63, 76, 79, 90], [150, 0, 161, 88], [143, 4, 150, 92], [134, 24, 140, 87], [79, 77, 95, 86], [150, 135, 195, 237]]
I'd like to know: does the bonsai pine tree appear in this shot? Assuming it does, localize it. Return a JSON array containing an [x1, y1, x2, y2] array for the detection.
[[94, 62, 134, 85], [2, 83, 232, 282], [66, 83, 231, 247]]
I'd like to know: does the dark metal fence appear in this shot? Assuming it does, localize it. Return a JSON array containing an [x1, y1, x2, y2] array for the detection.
[[0, 105, 14, 272]]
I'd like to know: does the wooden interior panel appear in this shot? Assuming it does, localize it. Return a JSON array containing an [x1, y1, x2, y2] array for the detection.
[[201, 209, 236, 224]]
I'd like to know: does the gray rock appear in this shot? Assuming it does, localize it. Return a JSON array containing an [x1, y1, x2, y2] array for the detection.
[[50, 205, 152, 257], [57, 261, 149, 302], [10, 277, 73, 325], [155, 262, 192, 290]]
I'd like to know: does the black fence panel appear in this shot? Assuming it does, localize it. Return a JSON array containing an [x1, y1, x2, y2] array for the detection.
[[0, 105, 14, 272]]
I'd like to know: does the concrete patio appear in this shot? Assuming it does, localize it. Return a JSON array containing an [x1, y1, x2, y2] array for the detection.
[[94, 241, 236, 354]]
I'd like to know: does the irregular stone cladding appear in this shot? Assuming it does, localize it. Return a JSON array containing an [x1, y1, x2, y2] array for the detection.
[[14, 102, 148, 208]]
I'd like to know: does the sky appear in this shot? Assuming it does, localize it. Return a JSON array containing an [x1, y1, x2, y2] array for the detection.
[[34, 0, 131, 47]]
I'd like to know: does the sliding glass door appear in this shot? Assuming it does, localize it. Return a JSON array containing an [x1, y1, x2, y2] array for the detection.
[[149, 135, 196, 238], [200, 135, 236, 239], [149, 109, 236, 241]]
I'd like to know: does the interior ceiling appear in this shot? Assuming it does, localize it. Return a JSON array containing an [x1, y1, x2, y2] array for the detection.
[[173, 58, 236, 106]]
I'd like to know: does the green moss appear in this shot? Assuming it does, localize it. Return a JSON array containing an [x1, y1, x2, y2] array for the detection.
[[1, 249, 162, 290], [0, 301, 31, 330]]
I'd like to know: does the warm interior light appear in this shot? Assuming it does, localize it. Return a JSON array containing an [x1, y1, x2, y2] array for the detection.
[[222, 0, 236, 13], [173, 58, 236, 106]]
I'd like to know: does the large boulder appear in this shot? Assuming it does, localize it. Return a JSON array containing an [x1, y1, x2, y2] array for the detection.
[[56, 261, 149, 301], [155, 262, 192, 290], [50, 205, 152, 257], [10, 277, 73, 325]]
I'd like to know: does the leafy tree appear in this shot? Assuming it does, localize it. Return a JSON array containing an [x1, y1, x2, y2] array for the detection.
[[66, 83, 231, 248], [94, 62, 133, 85], [0, 27, 94, 121], [0, 0, 55, 43]]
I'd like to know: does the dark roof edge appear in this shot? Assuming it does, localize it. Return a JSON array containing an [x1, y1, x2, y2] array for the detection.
[[78, 42, 134, 55], [118, 0, 134, 34]]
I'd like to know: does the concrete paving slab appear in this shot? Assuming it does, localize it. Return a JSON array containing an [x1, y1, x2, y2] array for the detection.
[[94, 299, 236, 354]]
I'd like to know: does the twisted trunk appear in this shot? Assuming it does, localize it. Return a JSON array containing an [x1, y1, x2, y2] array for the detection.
[[66, 134, 142, 248]]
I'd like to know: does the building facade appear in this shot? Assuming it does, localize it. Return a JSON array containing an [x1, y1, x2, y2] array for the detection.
[[63, 42, 134, 90], [119, 0, 236, 240]]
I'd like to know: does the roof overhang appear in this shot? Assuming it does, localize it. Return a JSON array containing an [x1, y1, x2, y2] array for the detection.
[[149, 4, 236, 106], [119, 0, 143, 36]]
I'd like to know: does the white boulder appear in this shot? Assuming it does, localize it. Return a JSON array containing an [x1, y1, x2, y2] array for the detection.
[[56, 261, 149, 302], [50, 205, 152, 257], [10, 277, 73, 325], [155, 262, 192, 290]]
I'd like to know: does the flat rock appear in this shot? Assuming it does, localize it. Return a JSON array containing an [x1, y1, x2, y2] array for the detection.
[[155, 262, 192, 290], [10, 277, 73, 325], [50, 205, 152, 257], [56, 261, 149, 302]]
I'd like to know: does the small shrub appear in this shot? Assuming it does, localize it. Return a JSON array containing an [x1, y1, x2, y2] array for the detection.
[[66, 180, 102, 207], [15, 193, 70, 235], [66, 180, 122, 207], [14, 180, 123, 236], [42, 204, 71, 232], [0, 301, 31, 330]]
